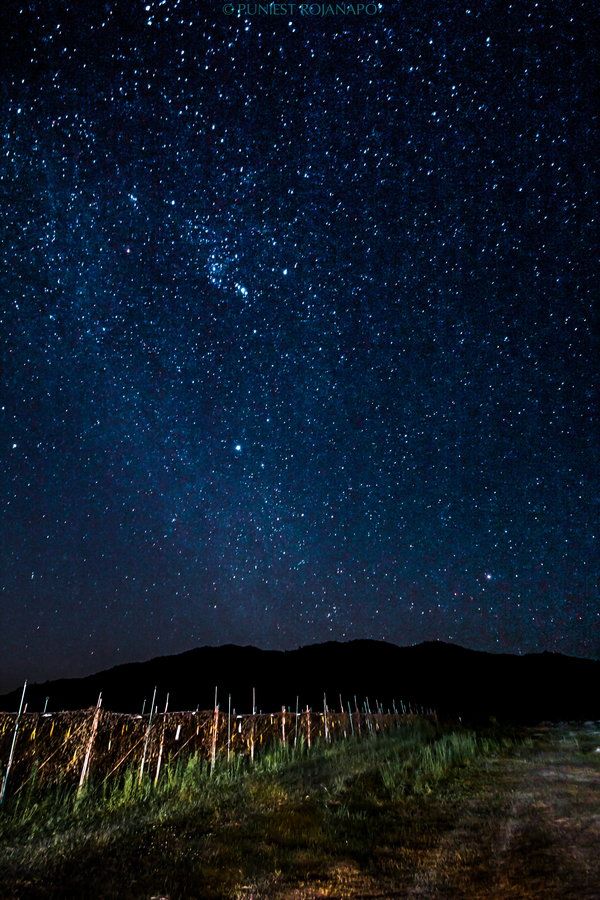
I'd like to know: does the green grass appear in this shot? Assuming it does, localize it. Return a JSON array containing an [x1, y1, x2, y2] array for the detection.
[[380, 729, 513, 799], [0, 721, 514, 898]]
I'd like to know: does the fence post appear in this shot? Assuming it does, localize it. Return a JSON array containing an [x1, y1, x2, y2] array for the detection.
[[78, 692, 102, 794], [339, 694, 347, 739], [250, 687, 256, 763], [210, 687, 219, 774], [364, 700, 372, 735], [154, 694, 169, 786], [138, 686, 157, 783], [0, 680, 27, 806], [354, 695, 361, 737], [323, 693, 329, 743], [227, 694, 232, 763]]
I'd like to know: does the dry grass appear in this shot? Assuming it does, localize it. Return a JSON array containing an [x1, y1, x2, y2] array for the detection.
[[0, 708, 406, 793]]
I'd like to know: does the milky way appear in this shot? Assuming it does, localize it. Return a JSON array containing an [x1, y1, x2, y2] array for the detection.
[[0, 0, 597, 689]]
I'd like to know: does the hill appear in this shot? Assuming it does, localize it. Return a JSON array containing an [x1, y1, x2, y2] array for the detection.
[[1, 640, 598, 722]]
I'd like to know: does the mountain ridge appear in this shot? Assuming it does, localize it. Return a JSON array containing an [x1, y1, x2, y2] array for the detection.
[[1, 639, 598, 723]]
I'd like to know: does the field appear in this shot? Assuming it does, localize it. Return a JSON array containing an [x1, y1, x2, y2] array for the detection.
[[0, 720, 598, 898]]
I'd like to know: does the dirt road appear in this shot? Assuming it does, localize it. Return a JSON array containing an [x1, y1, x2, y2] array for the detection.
[[278, 725, 600, 899]]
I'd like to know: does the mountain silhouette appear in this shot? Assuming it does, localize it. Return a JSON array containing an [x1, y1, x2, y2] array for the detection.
[[1, 640, 598, 723]]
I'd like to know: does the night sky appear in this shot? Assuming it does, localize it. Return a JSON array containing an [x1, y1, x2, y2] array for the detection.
[[1, 0, 597, 692]]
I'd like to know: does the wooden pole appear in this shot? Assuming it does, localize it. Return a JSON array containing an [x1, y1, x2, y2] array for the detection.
[[281, 706, 286, 745], [43, 696, 49, 715], [0, 680, 27, 806], [339, 694, 346, 739], [138, 686, 157, 783], [250, 687, 256, 763], [347, 700, 355, 736], [294, 695, 299, 748], [153, 695, 170, 786], [323, 693, 329, 743], [227, 694, 232, 762], [354, 695, 361, 737], [364, 700, 372, 735], [78, 692, 103, 794], [210, 697, 219, 774]]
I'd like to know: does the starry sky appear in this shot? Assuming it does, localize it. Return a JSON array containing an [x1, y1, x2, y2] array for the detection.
[[0, 0, 597, 691]]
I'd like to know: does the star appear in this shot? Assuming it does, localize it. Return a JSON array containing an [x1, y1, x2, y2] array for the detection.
[[0, 0, 595, 689]]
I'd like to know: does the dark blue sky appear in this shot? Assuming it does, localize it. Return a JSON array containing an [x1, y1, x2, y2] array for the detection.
[[1, 0, 597, 691]]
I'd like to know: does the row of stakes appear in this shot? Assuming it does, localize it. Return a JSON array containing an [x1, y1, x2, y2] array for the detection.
[[0, 680, 435, 805]]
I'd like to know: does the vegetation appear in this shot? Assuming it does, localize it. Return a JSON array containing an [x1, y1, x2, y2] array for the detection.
[[0, 720, 520, 897]]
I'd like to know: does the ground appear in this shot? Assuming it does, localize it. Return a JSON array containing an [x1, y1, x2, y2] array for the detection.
[[0, 723, 598, 898]]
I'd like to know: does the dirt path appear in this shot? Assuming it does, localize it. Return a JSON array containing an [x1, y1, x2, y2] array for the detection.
[[275, 727, 600, 899], [411, 745, 599, 898]]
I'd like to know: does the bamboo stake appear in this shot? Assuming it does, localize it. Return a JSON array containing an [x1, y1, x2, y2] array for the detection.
[[323, 693, 329, 742], [347, 700, 354, 736], [138, 686, 157, 783], [210, 693, 219, 774], [294, 695, 299, 748], [77, 693, 102, 794], [154, 695, 169, 786], [375, 700, 381, 729], [0, 680, 27, 806], [281, 706, 286, 745], [305, 705, 311, 749], [250, 687, 256, 764], [227, 694, 232, 762], [339, 694, 346, 739], [364, 700, 372, 735], [354, 695, 361, 737], [43, 697, 49, 715]]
